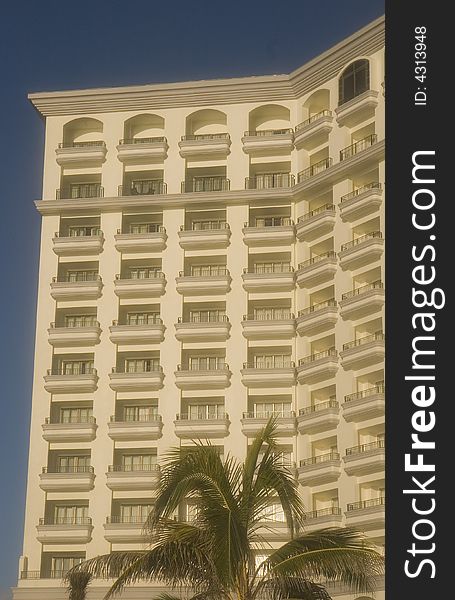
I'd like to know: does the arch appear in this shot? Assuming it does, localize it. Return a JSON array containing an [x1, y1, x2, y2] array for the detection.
[[62, 117, 103, 145], [338, 59, 370, 106], [302, 89, 330, 120], [248, 104, 290, 132], [123, 113, 165, 141], [185, 109, 227, 136]]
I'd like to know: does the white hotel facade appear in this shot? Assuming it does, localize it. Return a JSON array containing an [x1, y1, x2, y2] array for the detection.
[[14, 16, 385, 599]]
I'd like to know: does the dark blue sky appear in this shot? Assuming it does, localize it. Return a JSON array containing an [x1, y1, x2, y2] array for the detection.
[[0, 0, 384, 594]]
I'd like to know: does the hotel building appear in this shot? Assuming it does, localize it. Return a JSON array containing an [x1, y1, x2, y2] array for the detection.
[[14, 16, 385, 599]]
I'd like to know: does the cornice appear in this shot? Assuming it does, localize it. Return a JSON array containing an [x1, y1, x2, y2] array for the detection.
[[28, 17, 384, 117]]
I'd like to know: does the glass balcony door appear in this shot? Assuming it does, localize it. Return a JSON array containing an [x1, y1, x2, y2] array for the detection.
[[126, 312, 160, 325], [51, 556, 84, 575], [60, 360, 94, 375], [188, 404, 224, 420], [253, 355, 292, 369], [54, 505, 88, 524], [66, 270, 98, 282], [64, 315, 97, 328], [120, 504, 153, 523], [59, 407, 93, 424], [124, 358, 159, 373], [57, 455, 90, 471], [253, 262, 290, 274], [188, 356, 224, 371], [121, 454, 156, 471], [123, 405, 157, 422], [129, 267, 160, 279], [190, 264, 226, 277], [189, 309, 225, 323], [68, 226, 100, 237], [253, 307, 290, 320], [253, 402, 292, 417]]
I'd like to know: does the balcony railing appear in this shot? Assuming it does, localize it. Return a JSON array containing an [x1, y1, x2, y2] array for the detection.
[[175, 413, 229, 421], [56, 185, 104, 200], [245, 173, 294, 189], [345, 384, 385, 403], [340, 182, 382, 203], [244, 128, 293, 136], [297, 158, 333, 182], [244, 264, 294, 274], [298, 203, 335, 222], [243, 360, 295, 369], [180, 221, 229, 231], [298, 299, 337, 317], [341, 280, 383, 300], [108, 464, 160, 472], [45, 416, 96, 425], [119, 137, 167, 145], [118, 180, 167, 196], [42, 466, 94, 474], [54, 229, 102, 238], [341, 231, 383, 251], [181, 133, 230, 141], [115, 271, 165, 280], [112, 365, 163, 374], [177, 363, 229, 372], [298, 251, 337, 270], [340, 134, 378, 161], [50, 320, 100, 329], [242, 411, 295, 419], [347, 497, 385, 511], [243, 312, 294, 321], [20, 570, 82, 580], [112, 316, 163, 326], [39, 517, 92, 525], [300, 452, 340, 467], [118, 224, 165, 234], [305, 507, 341, 519], [53, 273, 101, 283], [342, 331, 385, 351], [295, 110, 332, 131], [345, 440, 385, 456], [181, 177, 230, 193], [179, 267, 229, 277], [298, 348, 337, 366], [106, 515, 149, 524], [178, 315, 229, 323], [299, 399, 338, 415], [47, 367, 96, 376], [110, 414, 162, 423], [58, 141, 105, 148], [245, 217, 293, 227]]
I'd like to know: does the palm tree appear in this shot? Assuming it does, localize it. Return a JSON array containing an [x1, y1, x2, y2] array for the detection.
[[66, 419, 383, 599]]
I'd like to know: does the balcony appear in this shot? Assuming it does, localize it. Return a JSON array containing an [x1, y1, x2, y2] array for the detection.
[[174, 413, 230, 438], [176, 269, 231, 296], [296, 252, 337, 287], [303, 508, 343, 530], [174, 363, 231, 390], [339, 231, 384, 270], [242, 219, 295, 246], [55, 141, 107, 166], [298, 452, 341, 486], [297, 158, 333, 183], [345, 497, 385, 531], [109, 318, 165, 344], [297, 399, 339, 434], [181, 177, 230, 194], [42, 416, 97, 443], [117, 137, 168, 163], [342, 385, 385, 422], [20, 570, 87, 581], [175, 316, 231, 342], [241, 362, 296, 388], [339, 182, 383, 222], [119, 180, 167, 198], [47, 321, 101, 347], [50, 275, 103, 300], [109, 366, 164, 392], [245, 173, 295, 190], [39, 466, 95, 492], [108, 415, 163, 441], [343, 441, 385, 476], [56, 184, 104, 200], [104, 516, 148, 543], [241, 129, 294, 154], [44, 368, 98, 393], [178, 223, 231, 250], [52, 231, 104, 256], [36, 517, 93, 544], [114, 226, 167, 253], [294, 110, 333, 150], [339, 280, 385, 320], [340, 134, 378, 162], [335, 89, 379, 127], [179, 133, 231, 158], [296, 300, 338, 336], [106, 464, 160, 491], [340, 332, 385, 370], [296, 349, 339, 384], [242, 266, 295, 292], [296, 204, 336, 241], [114, 272, 166, 298], [242, 314, 295, 340], [240, 411, 296, 437]]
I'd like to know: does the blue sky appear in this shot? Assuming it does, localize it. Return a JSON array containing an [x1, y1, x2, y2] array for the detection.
[[0, 0, 384, 594]]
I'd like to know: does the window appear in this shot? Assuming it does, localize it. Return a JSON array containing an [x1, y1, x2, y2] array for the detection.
[[54, 505, 88, 524], [188, 356, 225, 370], [121, 454, 156, 471], [60, 360, 94, 375], [124, 405, 157, 422], [64, 315, 97, 328], [188, 404, 224, 420], [59, 407, 92, 424], [339, 60, 370, 106], [126, 312, 160, 325], [120, 504, 153, 523]]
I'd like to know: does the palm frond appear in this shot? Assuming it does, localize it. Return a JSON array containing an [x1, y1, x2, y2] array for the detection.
[[64, 570, 93, 600]]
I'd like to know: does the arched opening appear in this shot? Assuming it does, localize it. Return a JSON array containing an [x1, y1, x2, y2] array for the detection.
[[302, 89, 330, 121], [248, 104, 291, 133], [123, 114, 165, 142], [62, 118, 104, 146], [338, 59, 370, 106], [185, 109, 228, 137]]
